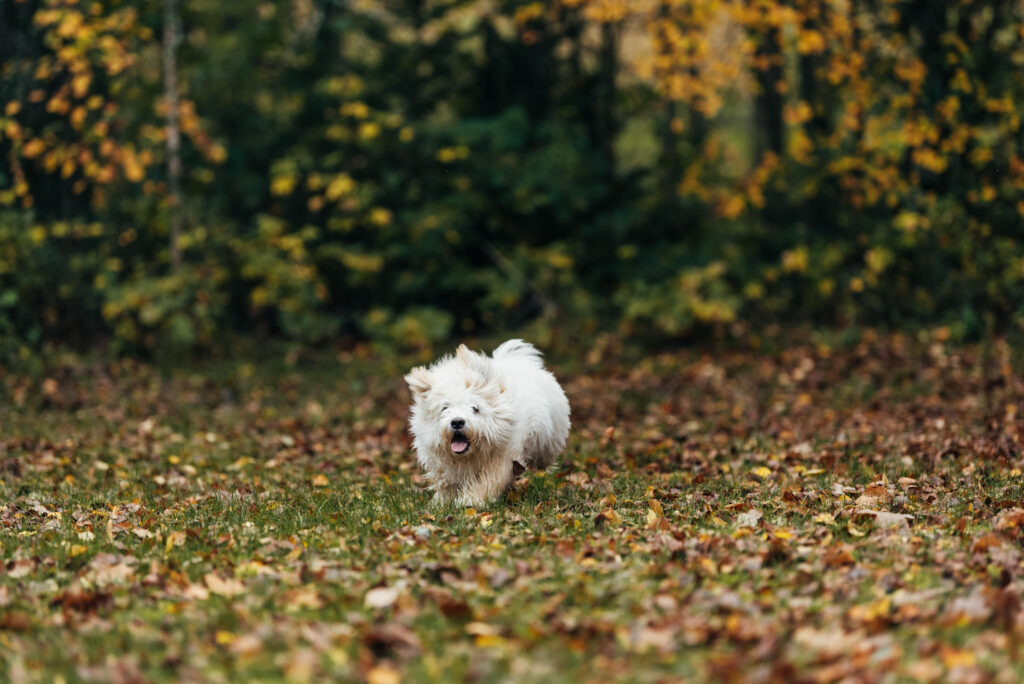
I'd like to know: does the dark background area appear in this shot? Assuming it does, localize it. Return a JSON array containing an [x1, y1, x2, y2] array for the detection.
[[1, 0, 1022, 355]]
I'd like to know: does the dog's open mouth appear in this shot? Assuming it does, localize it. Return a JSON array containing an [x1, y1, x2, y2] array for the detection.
[[451, 431, 470, 455]]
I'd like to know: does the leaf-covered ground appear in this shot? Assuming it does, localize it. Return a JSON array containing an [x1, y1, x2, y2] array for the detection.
[[3, 334, 1024, 682]]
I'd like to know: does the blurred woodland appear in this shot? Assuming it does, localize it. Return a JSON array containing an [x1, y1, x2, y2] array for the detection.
[[1, 0, 1023, 354]]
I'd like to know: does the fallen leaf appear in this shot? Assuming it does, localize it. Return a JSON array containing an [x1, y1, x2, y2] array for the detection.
[[364, 586, 399, 609], [595, 508, 622, 528], [282, 648, 317, 682], [736, 509, 762, 528], [855, 483, 890, 507], [364, 623, 421, 660], [465, 622, 500, 637], [204, 572, 245, 597], [856, 510, 913, 529], [366, 665, 402, 684], [165, 530, 186, 552], [941, 647, 976, 668], [972, 532, 1002, 553]]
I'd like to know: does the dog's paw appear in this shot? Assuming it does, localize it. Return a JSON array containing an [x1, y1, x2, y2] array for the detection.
[[453, 493, 486, 509], [431, 490, 455, 507]]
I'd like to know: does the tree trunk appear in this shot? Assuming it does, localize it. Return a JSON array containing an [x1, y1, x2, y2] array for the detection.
[[163, 0, 183, 271], [598, 21, 619, 185], [798, 2, 832, 233], [754, 26, 784, 160]]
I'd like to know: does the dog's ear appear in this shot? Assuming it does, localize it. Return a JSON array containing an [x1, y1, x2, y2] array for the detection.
[[404, 366, 432, 397], [456, 344, 492, 380], [455, 344, 474, 363]]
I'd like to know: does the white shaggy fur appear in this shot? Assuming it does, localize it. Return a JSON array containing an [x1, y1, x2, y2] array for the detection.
[[405, 339, 570, 507]]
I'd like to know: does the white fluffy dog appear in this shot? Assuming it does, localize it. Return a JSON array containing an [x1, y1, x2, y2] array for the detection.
[[405, 339, 570, 507]]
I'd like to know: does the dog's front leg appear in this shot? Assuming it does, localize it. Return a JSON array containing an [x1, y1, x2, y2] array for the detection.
[[427, 471, 460, 507], [456, 461, 516, 508]]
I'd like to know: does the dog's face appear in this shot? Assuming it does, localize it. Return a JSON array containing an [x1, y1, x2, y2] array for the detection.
[[406, 345, 513, 458]]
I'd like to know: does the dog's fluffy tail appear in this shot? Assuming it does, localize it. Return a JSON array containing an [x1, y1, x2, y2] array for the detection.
[[492, 338, 543, 366]]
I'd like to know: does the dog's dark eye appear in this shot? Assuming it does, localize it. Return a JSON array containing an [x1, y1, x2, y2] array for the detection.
[[442, 405, 448, 412], [472, 406, 479, 414]]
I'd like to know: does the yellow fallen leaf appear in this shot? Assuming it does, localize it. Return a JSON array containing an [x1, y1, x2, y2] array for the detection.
[[752, 466, 772, 479], [475, 633, 505, 648], [165, 530, 186, 552], [283, 648, 317, 683], [366, 665, 401, 684], [215, 630, 235, 645], [849, 597, 890, 624], [941, 648, 976, 668], [813, 513, 835, 525], [312, 474, 329, 487]]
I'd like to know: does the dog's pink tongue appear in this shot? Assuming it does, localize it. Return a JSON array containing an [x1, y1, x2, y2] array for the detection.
[[451, 436, 470, 454]]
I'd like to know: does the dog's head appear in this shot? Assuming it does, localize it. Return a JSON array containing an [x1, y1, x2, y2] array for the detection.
[[405, 345, 513, 457]]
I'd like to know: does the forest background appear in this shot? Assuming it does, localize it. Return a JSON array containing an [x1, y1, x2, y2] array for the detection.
[[2, 0, 1022, 356]]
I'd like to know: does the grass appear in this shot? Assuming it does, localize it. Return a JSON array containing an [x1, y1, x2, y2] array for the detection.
[[2, 334, 1024, 682]]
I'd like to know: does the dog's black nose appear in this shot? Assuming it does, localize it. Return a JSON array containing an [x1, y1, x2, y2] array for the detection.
[[450, 418, 465, 430]]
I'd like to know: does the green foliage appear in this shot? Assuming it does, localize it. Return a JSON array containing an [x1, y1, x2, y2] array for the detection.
[[233, 215, 336, 342], [102, 262, 228, 352], [361, 306, 453, 350], [2, 0, 1024, 353], [617, 262, 739, 338], [0, 211, 107, 348]]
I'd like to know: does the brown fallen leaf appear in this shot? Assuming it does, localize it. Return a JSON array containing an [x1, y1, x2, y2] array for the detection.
[[364, 623, 421, 660], [594, 508, 622, 528], [53, 589, 113, 613], [971, 532, 1002, 553], [855, 483, 890, 508], [425, 587, 471, 619], [204, 572, 245, 597], [995, 508, 1024, 531], [824, 544, 856, 567], [0, 611, 32, 631]]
